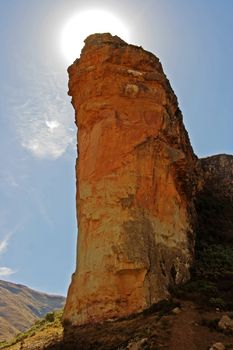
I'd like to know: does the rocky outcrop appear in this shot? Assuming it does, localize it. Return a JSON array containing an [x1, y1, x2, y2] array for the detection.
[[63, 33, 199, 325], [218, 315, 233, 333], [196, 154, 233, 242], [200, 154, 233, 200]]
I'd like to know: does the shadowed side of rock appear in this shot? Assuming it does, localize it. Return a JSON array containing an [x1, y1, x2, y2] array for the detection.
[[196, 154, 233, 242], [63, 33, 199, 326]]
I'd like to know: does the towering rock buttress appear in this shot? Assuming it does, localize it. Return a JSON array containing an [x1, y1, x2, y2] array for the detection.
[[63, 33, 199, 325]]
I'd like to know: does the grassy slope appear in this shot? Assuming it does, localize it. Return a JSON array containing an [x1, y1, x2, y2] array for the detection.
[[0, 281, 65, 342], [0, 310, 63, 350]]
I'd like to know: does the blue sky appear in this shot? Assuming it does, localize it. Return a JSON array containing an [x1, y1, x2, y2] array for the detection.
[[0, 0, 232, 296]]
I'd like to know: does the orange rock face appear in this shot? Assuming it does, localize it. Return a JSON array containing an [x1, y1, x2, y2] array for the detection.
[[63, 33, 198, 325]]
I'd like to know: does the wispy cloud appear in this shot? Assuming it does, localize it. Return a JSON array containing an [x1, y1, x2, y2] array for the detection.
[[0, 235, 15, 278], [0, 235, 10, 254], [11, 64, 75, 159], [0, 267, 15, 277]]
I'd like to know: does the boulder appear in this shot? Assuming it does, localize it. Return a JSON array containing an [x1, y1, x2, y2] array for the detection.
[[218, 315, 233, 332]]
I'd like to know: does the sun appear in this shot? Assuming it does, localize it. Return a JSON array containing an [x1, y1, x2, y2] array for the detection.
[[61, 9, 130, 63]]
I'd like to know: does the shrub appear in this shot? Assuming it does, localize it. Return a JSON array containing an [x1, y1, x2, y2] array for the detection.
[[45, 312, 55, 322]]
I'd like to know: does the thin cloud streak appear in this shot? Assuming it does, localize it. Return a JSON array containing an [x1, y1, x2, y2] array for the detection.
[[0, 267, 15, 277], [0, 230, 20, 278], [0, 236, 10, 254]]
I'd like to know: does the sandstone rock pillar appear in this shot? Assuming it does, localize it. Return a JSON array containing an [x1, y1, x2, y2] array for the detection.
[[63, 33, 198, 325]]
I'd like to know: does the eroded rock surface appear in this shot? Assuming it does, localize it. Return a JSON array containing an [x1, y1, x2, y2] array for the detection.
[[200, 154, 233, 200], [63, 33, 199, 325]]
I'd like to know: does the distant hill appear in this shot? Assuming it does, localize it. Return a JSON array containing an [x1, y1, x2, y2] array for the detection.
[[0, 280, 65, 341]]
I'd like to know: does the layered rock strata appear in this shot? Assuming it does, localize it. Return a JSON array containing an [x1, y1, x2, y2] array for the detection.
[[64, 33, 198, 325]]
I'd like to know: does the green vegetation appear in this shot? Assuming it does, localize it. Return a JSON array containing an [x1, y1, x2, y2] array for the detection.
[[0, 280, 65, 342], [45, 312, 55, 323], [0, 310, 63, 349], [195, 243, 233, 279], [171, 188, 233, 310], [171, 241, 233, 309]]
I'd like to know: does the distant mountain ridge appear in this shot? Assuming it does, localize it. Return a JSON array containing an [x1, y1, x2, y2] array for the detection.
[[0, 280, 65, 341]]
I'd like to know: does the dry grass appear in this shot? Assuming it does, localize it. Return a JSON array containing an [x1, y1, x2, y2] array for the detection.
[[0, 310, 63, 350], [0, 280, 65, 342]]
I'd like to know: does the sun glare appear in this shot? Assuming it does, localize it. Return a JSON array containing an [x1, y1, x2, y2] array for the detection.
[[61, 9, 130, 63]]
